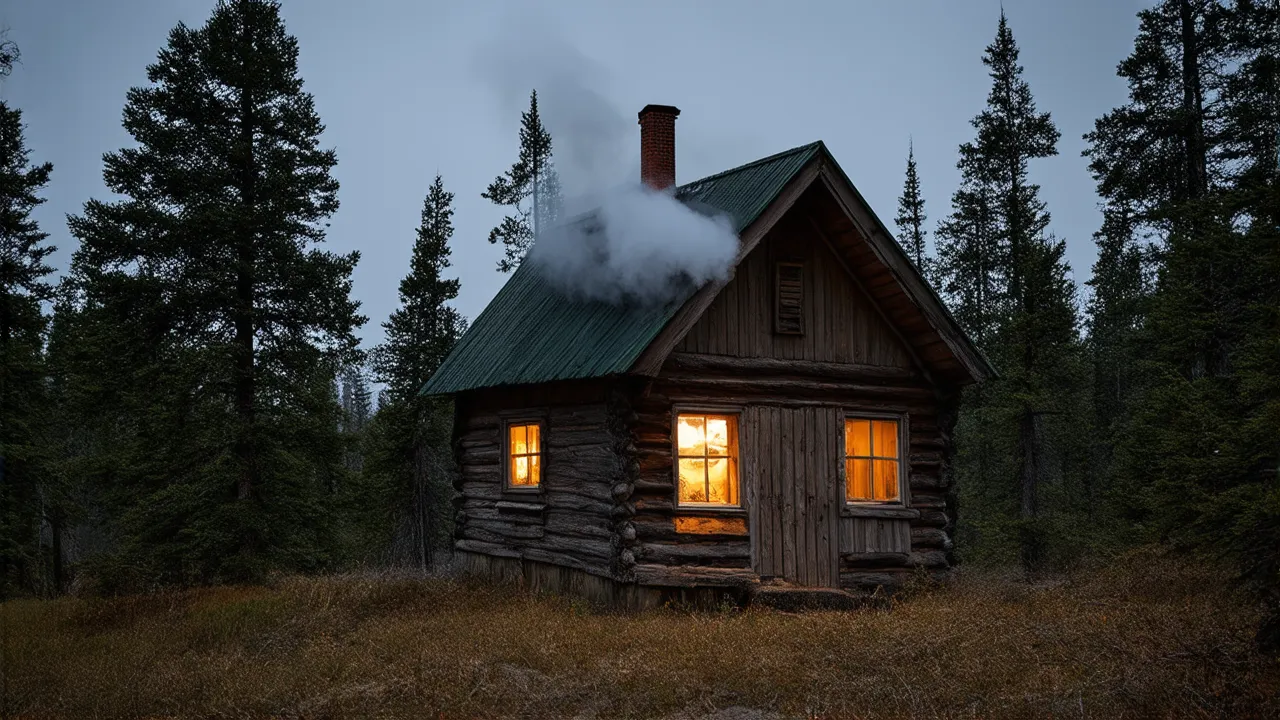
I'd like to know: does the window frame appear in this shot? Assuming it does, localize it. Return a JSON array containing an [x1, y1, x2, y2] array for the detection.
[[502, 417, 546, 494], [670, 405, 744, 512], [840, 410, 909, 507]]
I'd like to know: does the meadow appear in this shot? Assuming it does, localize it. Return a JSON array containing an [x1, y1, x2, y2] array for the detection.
[[2, 548, 1277, 719]]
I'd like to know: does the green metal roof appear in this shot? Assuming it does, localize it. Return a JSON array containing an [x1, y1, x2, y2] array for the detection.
[[421, 141, 824, 397]]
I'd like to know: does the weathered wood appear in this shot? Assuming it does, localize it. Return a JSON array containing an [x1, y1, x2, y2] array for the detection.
[[629, 160, 824, 377], [839, 516, 911, 555], [633, 563, 760, 588], [665, 353, 918, 382], [910, 527, 952, 549], [841, 505, 920, 520], [639, 541, 752, 565]]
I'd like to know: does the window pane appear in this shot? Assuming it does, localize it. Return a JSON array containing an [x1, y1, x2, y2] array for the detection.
[[526, 424, 541, 454], [512, 455, 530, 486], [707, 458, 734, 504], [509, 424, 527, 455], [873, 420, 898, 458], [676, 415, 706, 457], [528, 455, 541, 487], [847, 458, 871, 501], [874, 459, 899, 500], [705, 416, 730, 456], [847, 419, 871, 457], [678, 459, 707, 502]]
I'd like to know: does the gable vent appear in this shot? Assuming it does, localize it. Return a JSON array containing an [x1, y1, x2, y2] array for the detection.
[[775, 262, 805, 335]]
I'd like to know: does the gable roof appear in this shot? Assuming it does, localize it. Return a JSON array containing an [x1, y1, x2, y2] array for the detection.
[[422, 141, 992, 397]]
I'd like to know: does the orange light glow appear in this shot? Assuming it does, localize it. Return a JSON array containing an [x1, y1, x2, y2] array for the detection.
[[845, 418, 900, 502], [676, 414, 739, 506], [508, 423, 542, 488]]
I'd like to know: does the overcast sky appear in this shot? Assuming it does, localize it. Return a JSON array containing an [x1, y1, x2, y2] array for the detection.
[[2, 0, 1146, 355]]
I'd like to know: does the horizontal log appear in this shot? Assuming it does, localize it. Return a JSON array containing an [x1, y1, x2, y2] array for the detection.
[[454, 538, 521, 559], [465, 518, 546, 541], [841, 505, 920, 520], [639, 541, 751, 565], [495, 500, 546, 514], [910, 527, 952, 550], [541, 491, 613, 516], [909, 473, 950, 491], [655, 376, 936, 401], [634, 497, 679, 516], [906, 493, 946, 509], [462, 507, 543, 526], [519, 549, 613, 579], [838, 570, 914, 590], [527, 533, 614, 561], [913, 510, 950, 529], [840, 552, 910, 569], [633, 477, 674, 493], [632, 564, 759, 588], [665, 353, 920, 383]]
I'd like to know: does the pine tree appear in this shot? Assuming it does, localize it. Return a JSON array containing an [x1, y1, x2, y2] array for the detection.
[[1085, 203, 1148, 475], [339, 363, 372, 474], [63, 0, 363, 584], [940, 12, 1086, 573], [370, 174, 465, 569], [483, 90, 563, 272], [1085, 0, 1280, 651], [0, 74, 57, 595], [894, 140, 933, 282]]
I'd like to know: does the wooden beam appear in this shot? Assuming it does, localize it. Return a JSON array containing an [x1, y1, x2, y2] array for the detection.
[[664, 353, 919, 383]]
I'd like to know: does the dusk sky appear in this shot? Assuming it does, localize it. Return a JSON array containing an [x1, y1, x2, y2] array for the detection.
[[2, 0, 1146, 355]]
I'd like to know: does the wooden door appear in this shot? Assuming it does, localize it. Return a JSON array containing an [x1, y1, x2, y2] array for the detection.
[[746, 405, 841, 587]]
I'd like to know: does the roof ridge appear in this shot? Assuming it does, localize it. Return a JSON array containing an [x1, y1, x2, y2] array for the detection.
[[677, 140, 824, 191]]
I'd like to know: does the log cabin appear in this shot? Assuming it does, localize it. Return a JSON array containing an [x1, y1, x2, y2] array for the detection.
[[421, 104, 994, 609]]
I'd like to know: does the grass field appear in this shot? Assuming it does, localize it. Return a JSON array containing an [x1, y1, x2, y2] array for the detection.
[[2, 548, 1277, 719]]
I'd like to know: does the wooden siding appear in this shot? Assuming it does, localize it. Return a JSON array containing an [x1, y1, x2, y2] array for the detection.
[[675, 215, 912, 368], [452, 382, 624, 579], [748, 405, 841, 587], [839, 516, 911, 554]]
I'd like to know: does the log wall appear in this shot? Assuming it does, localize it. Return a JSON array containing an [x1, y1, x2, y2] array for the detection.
[[452, 381, 624, 579]]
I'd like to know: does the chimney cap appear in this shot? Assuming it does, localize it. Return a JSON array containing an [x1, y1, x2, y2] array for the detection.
[[638, 104, 681, 121]]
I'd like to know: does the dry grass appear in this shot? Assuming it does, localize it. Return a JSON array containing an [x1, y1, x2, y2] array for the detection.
[[2, 548, 1277, 719]]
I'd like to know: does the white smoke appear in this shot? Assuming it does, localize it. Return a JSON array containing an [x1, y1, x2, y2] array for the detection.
[[471, 10, 740, 305]]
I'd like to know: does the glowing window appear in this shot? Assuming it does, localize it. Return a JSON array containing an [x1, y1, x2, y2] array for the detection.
[[507, 423, 542, 489], [676, 413, 740, 506], [845, 418, 901, 502]]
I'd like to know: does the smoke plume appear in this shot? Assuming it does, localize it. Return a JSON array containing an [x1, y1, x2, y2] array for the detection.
[[471, 10, 739, 305]]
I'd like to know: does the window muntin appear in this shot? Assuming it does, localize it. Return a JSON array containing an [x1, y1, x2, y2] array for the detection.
[[507, 422, 542, 489], [844, 418, 901, 502], [675, 413, 740, 506]]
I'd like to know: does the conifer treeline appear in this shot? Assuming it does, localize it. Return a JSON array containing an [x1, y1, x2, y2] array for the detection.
[[895, 1, 1278, 648], [1, 0, 1276, 649]]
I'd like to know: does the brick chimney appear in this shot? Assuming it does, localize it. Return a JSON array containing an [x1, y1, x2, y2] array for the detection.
[[638, 104, 680, 191]]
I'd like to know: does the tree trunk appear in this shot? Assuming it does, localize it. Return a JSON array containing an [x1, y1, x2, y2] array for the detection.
[[1180, 0, 1209, 201], [1018, 408, 1043, 575]]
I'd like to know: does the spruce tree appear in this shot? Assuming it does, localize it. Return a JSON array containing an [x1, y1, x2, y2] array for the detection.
[[370, 174, 465, 568], [894, 140, 933, 283], [939, 12, 1085, 573], [64, 0, 363, 584], [483, 90, 562, 272], [0, 74, 56, 595]]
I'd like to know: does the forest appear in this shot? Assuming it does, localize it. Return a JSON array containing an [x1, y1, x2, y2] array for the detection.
[[0, 0, 1277, 684]]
